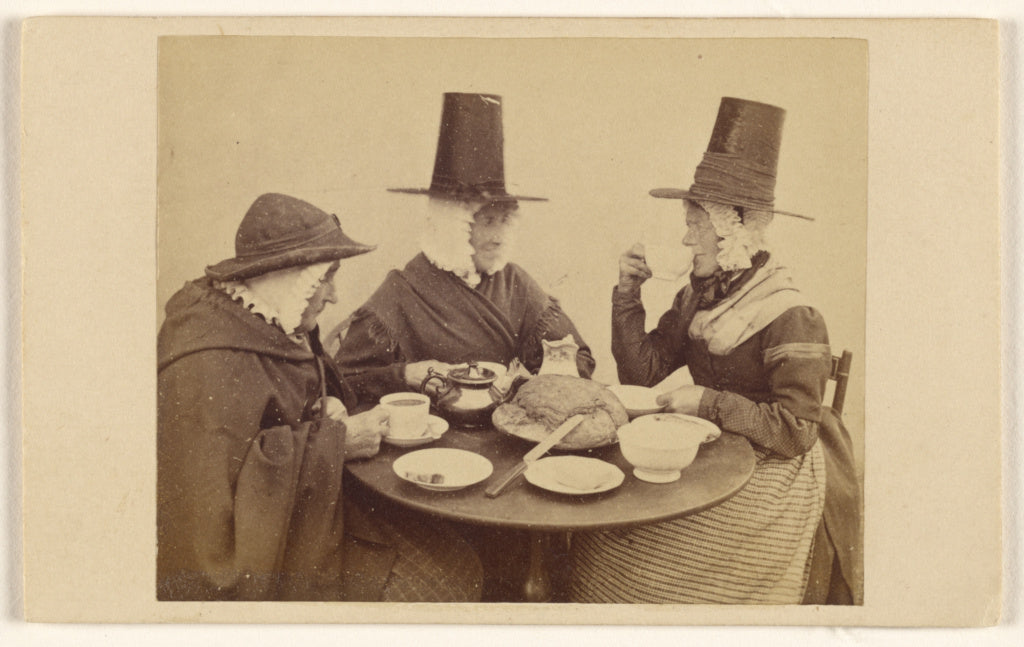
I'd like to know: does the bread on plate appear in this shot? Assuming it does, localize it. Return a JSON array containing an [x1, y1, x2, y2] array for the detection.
[[492, 374, 628, 450]]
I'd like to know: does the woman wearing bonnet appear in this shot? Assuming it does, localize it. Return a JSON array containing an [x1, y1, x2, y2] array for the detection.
[[570, 98, 863, 604], [157, 193, 482, 601]]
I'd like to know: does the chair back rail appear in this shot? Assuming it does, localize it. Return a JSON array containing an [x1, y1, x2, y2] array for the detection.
[[829, 350, 853, 416]]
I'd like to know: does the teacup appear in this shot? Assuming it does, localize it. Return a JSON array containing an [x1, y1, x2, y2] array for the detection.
[[380, 392, 431, 439], [644, 244, 692, 281]]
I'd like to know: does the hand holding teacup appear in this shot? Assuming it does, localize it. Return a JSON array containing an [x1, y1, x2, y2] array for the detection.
[[618, 242, 693, 293], [617, 243, 652, 292], [343, 405, 389, 460]]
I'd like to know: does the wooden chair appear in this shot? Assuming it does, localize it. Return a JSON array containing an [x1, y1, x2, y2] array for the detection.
[[829, 350, 853, 416]]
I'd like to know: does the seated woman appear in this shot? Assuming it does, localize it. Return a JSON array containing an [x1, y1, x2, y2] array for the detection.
[[332, 92, 595, 400], [570, 98, 862, 605], [333, 93, 596, 602], [157, 192, 482, 602]]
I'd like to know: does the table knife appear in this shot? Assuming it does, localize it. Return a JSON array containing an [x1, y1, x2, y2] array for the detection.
[[484, 414, 586, 498]]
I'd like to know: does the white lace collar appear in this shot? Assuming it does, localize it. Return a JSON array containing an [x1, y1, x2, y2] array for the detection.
[[700, 200, 770, 272], [215, 261, 332, 344], [419, 199, 512, 287]]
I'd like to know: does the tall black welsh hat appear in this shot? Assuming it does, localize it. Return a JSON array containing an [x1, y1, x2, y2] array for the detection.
[[389, 92, 546, 203], [650, 97, 811, 220]]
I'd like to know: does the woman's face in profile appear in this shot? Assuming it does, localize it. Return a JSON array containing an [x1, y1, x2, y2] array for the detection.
[[682, 201, 721, 277], [297, 262, 340, 333]]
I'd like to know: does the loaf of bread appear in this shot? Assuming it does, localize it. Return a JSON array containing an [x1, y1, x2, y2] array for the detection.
[[492, 374, 628, 449]]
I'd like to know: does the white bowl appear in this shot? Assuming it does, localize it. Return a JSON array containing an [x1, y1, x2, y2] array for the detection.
[[617, 413, 721, 483], [392, 448, 493, 491], [606, 384, 667, 418]]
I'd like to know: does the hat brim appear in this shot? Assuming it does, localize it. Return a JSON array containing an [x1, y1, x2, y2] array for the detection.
[[648, 188, 814, 221], [387, 187, 548, 202], [205, 228, 376, 281]]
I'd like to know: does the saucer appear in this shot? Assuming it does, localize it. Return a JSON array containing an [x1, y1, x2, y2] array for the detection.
[[383, 415, 450, 448]]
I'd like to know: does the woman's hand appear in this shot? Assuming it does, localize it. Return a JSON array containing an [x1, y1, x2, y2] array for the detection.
[[312, 395, 348, 421], [656, 385, 706, 416], [404, 360, 457, 390], [343, 406, 389, 460], [618, 242, 652, 292]]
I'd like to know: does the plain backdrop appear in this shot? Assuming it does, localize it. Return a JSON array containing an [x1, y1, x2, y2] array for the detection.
[[157, 36, 867, 453]]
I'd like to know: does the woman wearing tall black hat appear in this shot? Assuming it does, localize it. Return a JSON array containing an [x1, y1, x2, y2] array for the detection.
[[570, 99, 862, 604], [332, 93, 596, 601], [157, 193, 482, 601], [332, 92, 595, 401]]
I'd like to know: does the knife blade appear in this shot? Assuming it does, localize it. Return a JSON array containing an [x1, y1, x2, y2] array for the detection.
[[484, 414, 586, 498]]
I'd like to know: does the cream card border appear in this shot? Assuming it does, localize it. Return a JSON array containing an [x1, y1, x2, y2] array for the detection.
[[19, 17, 1001, 627]]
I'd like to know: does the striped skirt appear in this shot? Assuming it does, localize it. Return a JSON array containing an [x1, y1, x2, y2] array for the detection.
[[570, 441, 826, 604]]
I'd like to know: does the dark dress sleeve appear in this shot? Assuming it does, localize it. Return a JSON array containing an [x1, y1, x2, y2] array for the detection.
[[611, 284, 694, 386], [157, 349, 347, 600], [332, 308, 410, 405], [697, 306, 832, 458]]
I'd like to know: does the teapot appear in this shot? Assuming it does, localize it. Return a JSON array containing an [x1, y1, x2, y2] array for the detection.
[[420, 361, 507, 429]]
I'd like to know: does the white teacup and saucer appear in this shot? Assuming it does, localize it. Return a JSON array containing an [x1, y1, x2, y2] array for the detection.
[[379, 392, 449, 448]]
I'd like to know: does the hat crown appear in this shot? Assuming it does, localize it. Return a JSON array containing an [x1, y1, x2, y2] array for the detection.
[[686, 97, 786, 212], [236, 193, 335, 257], [205, 192, 374, 281], [649, 97, 811, 220], [429, 93, 508, 199], [705, 97, 786, 176], [388, 92, 546, 202]]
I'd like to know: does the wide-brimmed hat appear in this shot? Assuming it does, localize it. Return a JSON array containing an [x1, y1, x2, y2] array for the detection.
[[205, 193, 376, 281], [388, 92, 546, 204], [650, 97, 811, 221]]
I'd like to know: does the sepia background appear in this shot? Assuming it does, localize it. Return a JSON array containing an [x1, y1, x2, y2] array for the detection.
[[156, 36, 868, 458]]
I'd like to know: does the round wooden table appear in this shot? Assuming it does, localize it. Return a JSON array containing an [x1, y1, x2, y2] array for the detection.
[[346, 424, 756, 601]]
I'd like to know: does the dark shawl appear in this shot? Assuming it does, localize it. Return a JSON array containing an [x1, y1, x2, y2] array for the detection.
[[335, 253, 595, 401], [157, 278, 395, 601]]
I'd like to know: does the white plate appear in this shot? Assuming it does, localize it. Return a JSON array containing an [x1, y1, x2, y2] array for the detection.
[[606, 384, 667, 418], [383, 415, 449, 448], [524, 456, 625, 495], [393, 448, 493, 492]]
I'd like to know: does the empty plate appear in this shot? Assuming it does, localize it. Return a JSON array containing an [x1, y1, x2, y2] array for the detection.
[[524, 455, 625, 495], [393, 448, 493, 492]]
